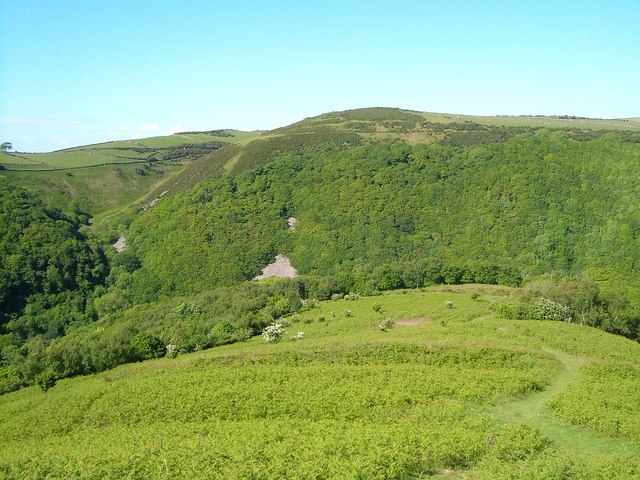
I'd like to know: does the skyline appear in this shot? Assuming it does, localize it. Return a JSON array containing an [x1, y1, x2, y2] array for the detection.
[[1, 0, 639, 152]]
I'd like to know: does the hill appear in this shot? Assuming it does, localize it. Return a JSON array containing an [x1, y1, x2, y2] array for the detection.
[[1, 287, 639, 478], [0, 130, 254, 223], [2, 106, 640, 398]]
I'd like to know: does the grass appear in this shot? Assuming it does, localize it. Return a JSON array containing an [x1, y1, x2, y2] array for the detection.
[[1, 286, 639, 478], [0, 162, 185, 220], [0, 130, 254, 171]]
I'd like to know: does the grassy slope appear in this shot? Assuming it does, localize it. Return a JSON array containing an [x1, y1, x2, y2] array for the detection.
[[0, 130, 256, 225], [1, 285, 639, 479], [0, 131, 244, 170]]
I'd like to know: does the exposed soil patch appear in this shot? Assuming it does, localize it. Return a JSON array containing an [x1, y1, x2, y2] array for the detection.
[[253, 254, 298, 280], [113, 236, 127, 252], [395, 317, 429, 326]]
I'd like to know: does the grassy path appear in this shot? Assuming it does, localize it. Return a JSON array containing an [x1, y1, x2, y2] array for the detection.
[[492, 347, 640, 456]]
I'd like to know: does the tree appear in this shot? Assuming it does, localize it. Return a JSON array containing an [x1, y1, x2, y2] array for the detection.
[[0, 142, 12, 153]]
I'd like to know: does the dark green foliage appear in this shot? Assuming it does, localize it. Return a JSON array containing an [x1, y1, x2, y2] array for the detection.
[[0, 186, 107, 341], [34, 368, 57, 392], [498, 278, 640, 340], [108, 128, 640, 344], [229, 130, 361, 174], [130, 332, 165, 360]]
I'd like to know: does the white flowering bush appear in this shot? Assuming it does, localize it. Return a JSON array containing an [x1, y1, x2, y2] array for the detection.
[[290, 332, 305, 341], [379, 319, 395, 332], [262, 323, 287, 343], [165, 344, 179, 359], [300, 299, 319, 311], [531, 298, 572, 322]]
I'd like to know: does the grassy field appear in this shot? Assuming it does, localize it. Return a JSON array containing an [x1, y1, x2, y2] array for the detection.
[[1, 285, 639, 479], [0, 162, 185, 221], [0, 130, 254, 170]]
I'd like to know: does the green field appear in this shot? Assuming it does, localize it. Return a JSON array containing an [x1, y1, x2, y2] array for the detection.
[[1, 286, 639, 479], [0, 130, 254, 170]]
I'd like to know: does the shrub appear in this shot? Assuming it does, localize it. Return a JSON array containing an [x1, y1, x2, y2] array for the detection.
[[0, 366, 23, 394], [379, 319, 395, 331], [493, 302, 531, 320], [165, 344, 179, 359], [35, 369, 57, 392], [130, 332, 166, 360], [344, 309, 353, 317], [373, 303, 382, 312], [445, 300, 454, 309], [531, 298, 572, 322], [290, 332, 305, 341], [174, 302, 202, 316], [262, 323, 287, 343], [300, 299, 319, 310]]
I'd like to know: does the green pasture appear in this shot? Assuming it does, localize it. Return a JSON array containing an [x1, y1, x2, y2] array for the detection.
[[0, 130, 254, 170], [1, 286, 639, 478], [85, 130, 256, 150], [0, 162, 185, 218]]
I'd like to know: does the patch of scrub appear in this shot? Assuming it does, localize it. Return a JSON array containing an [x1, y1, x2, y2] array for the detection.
[[253, 254, 297, 280], [288, 217, 297, 231]]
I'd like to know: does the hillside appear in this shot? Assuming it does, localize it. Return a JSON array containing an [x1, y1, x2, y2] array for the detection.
[[1, 287, 639, 478], [0, 130, 253, 221], [2, 107, 640, 398], [126, 119, 640, 302]]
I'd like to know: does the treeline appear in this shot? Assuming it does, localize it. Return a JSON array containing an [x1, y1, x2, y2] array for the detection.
[[494, 277, 640, 340]]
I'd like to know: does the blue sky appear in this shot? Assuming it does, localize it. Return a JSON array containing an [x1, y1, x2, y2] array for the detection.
[[1, 0, 638, 152]]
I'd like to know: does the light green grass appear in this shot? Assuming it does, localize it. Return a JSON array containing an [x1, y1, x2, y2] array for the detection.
[[0, 130, 255, 170], [1, 287, 639, 478], [0, 162, 185, 217]]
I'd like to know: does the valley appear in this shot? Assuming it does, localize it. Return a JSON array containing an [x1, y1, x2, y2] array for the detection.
[[1, 108, 640, 478]]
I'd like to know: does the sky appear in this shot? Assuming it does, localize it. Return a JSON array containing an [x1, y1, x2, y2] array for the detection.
[[1, 0, 639, 152]]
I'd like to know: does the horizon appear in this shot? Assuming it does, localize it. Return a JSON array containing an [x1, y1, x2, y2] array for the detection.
[[1, 0, 639, 152], [5, 108, 640, 154]]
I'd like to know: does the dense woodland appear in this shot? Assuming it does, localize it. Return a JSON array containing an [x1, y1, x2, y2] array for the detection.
[[2, 112, 640, 392]]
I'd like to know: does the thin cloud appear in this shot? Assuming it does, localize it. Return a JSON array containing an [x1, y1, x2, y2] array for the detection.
[[0, 116, 81, 126]]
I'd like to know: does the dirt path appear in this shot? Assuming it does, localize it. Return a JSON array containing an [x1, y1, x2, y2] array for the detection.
[[492, 347, 640, 455]]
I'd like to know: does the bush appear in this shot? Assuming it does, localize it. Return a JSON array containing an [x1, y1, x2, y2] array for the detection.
[[379, 319, 395, 332], [0, 366, 23, 394], [531, 298, 572, 322], [130, 332, 166, 360], [35, 369, 57, 392], [174, 302, 202, 316], [262, 323, 287, 343], [373, 303, 382, 312], [165, 344, 179, 359]]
